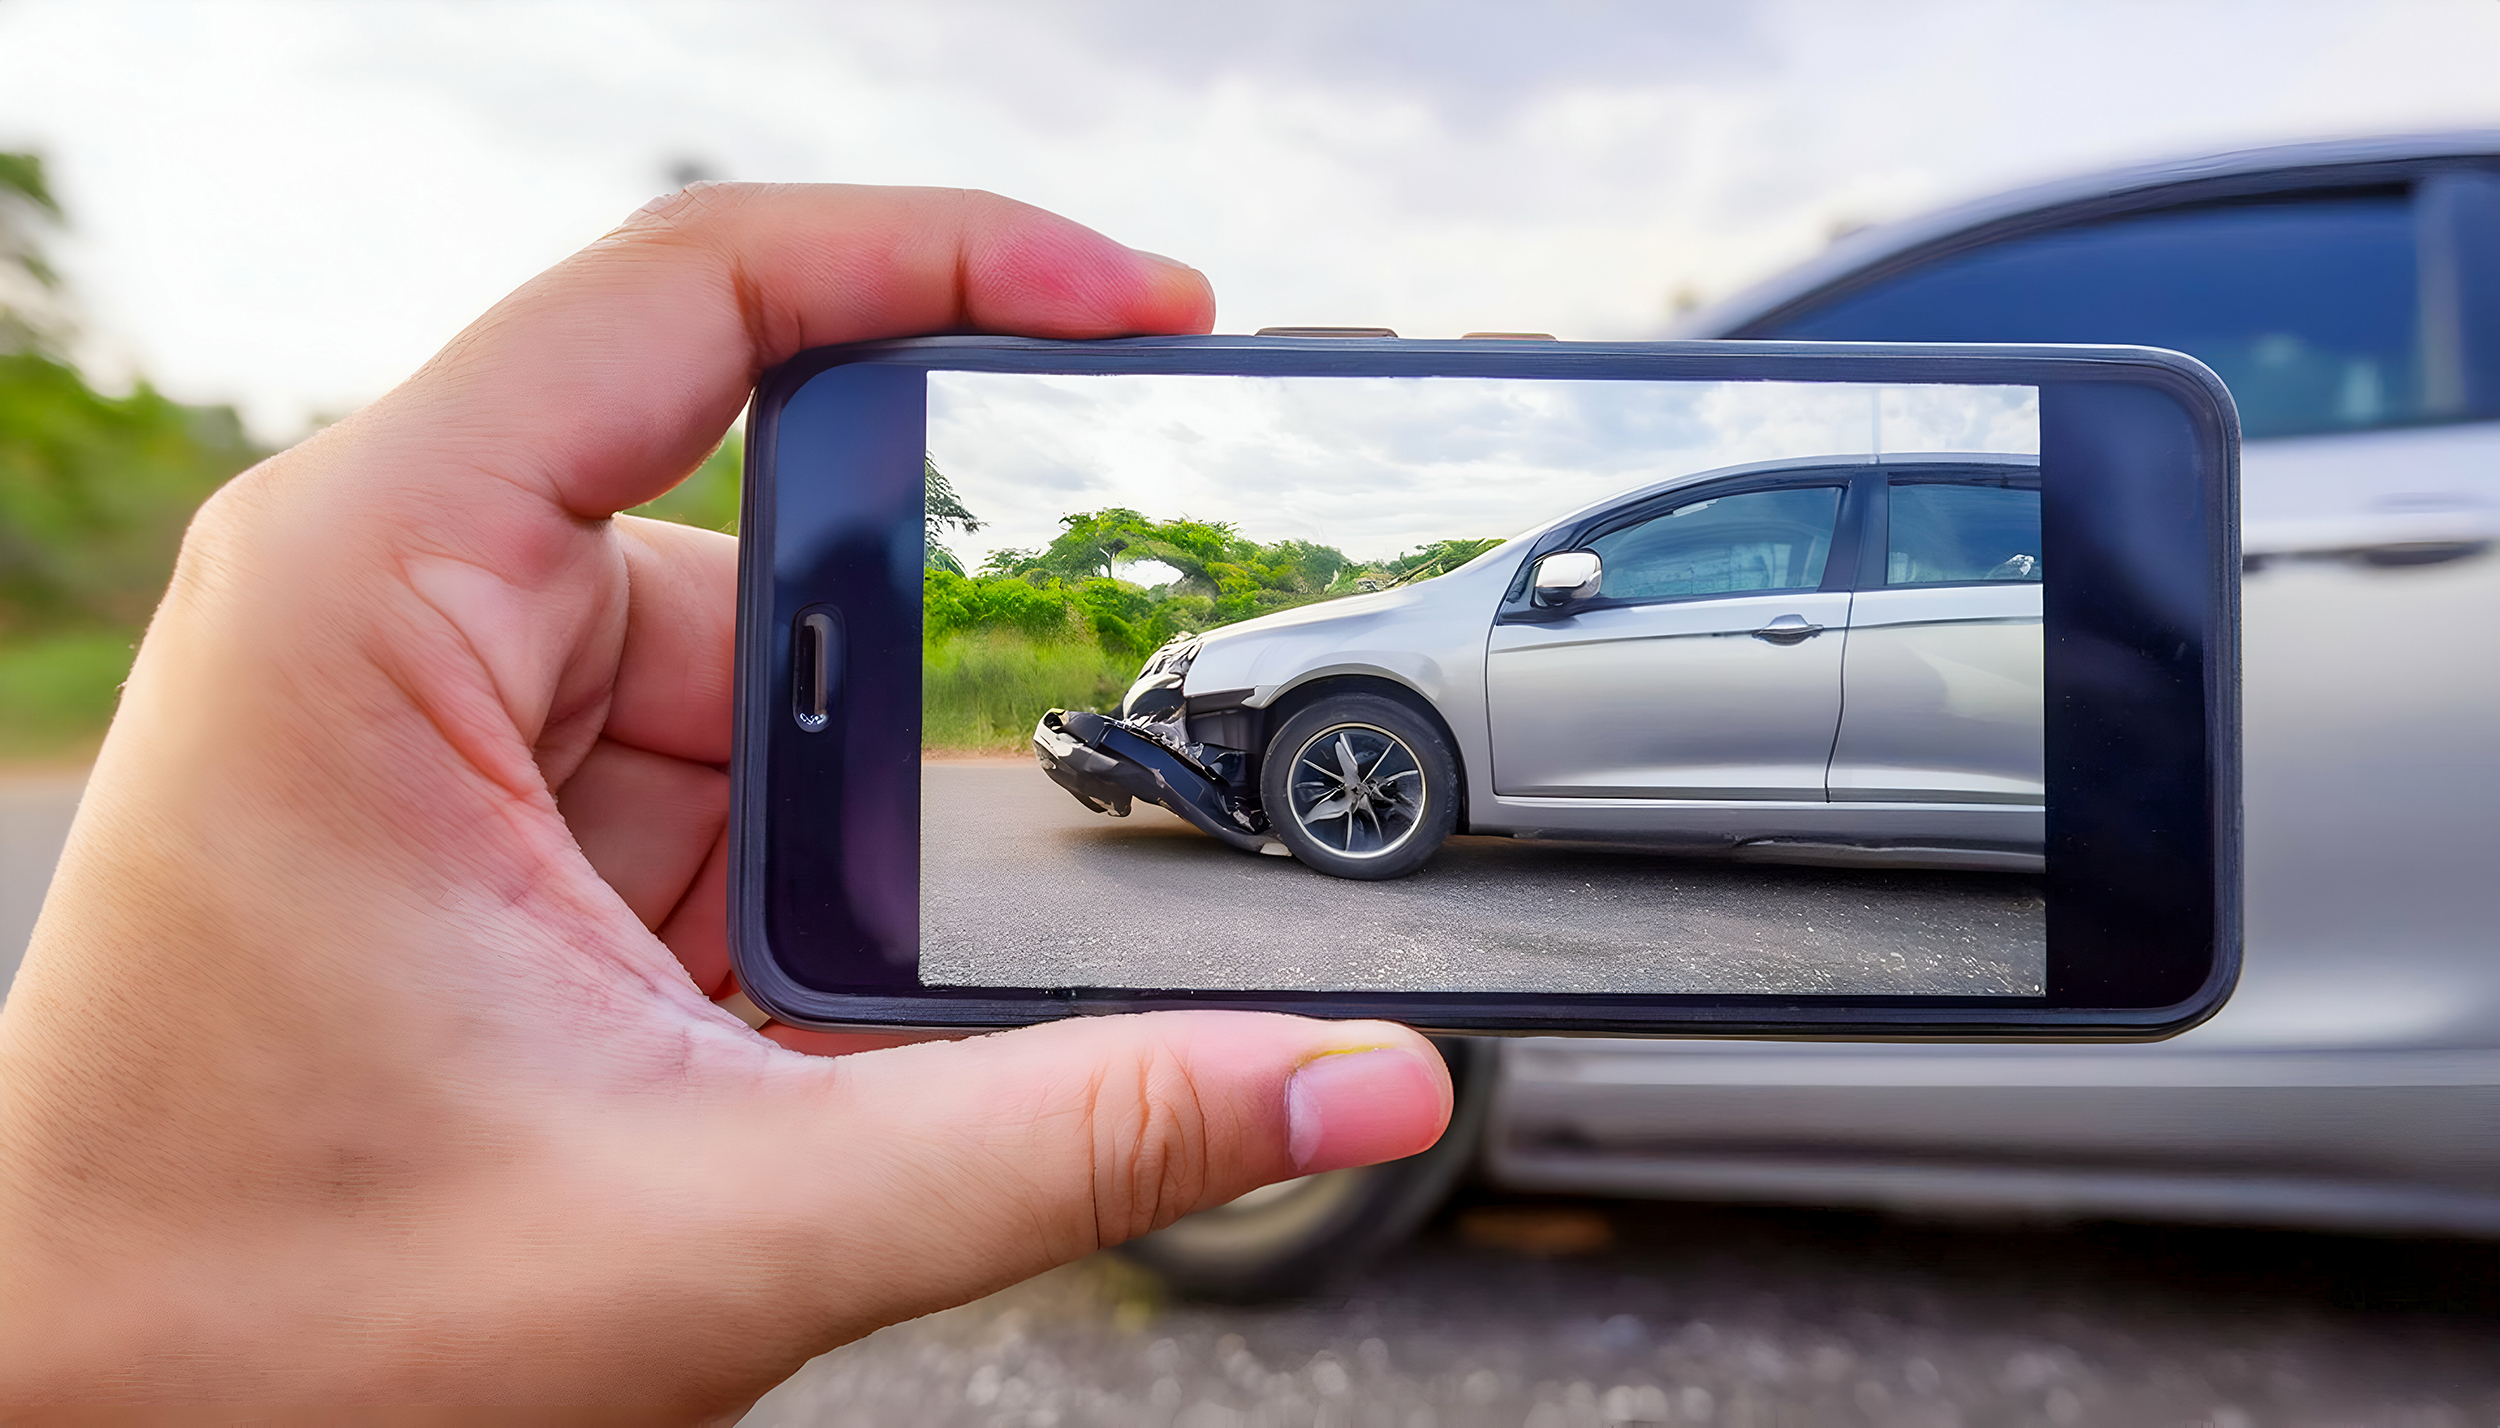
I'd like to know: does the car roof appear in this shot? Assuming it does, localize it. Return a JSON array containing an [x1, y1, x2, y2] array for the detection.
[[1670, 129, 2500, 340], [1534, 450, 2037, 538]]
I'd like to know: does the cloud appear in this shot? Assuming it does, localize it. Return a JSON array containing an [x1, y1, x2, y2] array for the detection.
[[807, 0, 1775, 133], [0, 0, 2490, 437], [928, 372, 2036, 566]]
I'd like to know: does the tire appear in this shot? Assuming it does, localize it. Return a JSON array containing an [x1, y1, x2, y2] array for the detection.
[[1258, 693, 1460, 881], [1117, 1037, 1496, 1301]]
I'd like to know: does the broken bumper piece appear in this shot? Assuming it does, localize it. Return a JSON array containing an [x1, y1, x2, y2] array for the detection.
[[1033, 709, 1272, 854]]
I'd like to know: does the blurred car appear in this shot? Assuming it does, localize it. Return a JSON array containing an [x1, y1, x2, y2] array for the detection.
[[1128, 131, 2500, 1298], [1034, 454, 2044, 880]]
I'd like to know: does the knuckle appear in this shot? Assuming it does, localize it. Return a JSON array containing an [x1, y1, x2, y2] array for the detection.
[[616, 180, 751, 243], [1088, 1042, 1217, 1247], [162, 457, 282, 608]]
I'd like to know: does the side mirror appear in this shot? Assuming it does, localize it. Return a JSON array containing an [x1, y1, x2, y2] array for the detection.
[[1531, 550, 1604, 608]]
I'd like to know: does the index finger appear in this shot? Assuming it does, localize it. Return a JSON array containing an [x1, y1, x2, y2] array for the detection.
[[376, 183, 1215, 519]]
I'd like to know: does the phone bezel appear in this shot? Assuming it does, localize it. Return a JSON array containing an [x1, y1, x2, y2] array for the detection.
[[728, 336, 2241, 1038]]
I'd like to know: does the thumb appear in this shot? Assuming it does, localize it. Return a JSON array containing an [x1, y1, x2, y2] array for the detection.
[[770, 1012, 1452, 1330]]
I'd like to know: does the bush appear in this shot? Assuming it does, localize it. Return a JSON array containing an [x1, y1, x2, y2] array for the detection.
[[0, 627, 135, 761], [913, 528, 1502, 754], [0, 348, 260, 763], [922, 627, 1135, 754], [0, 353, 260, 637]]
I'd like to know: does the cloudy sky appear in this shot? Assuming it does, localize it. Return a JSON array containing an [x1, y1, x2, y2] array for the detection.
[[0, 0, 2494, 440], [929, 374, 2037, 567]]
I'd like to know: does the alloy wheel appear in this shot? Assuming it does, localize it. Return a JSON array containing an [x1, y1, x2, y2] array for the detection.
[[1285, 722, 1428, 859]]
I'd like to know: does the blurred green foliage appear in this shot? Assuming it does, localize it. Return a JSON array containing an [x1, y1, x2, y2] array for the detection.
[[0, 148, 781, 761], [0, 357, 266, 762], [0, 626, 135, 761], [0, 353, 262, 635], [0, 150, 268, 759], [626, 431, 744, 532], [0, 147, 1501, 762], [0, 151, 65, 355]]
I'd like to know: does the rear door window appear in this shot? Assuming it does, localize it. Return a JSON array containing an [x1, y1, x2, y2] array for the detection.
[[1756, 195, 2422, 440], [1884, 481, 2042, 585]]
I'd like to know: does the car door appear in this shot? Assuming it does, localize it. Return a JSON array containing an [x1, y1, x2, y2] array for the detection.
[[1827, 473, 2044, 805], [1485, 481, 1852, 799]]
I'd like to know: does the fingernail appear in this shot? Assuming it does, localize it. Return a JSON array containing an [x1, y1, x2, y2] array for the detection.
[[1130, 249, 1197, 273], [1286, 1047, 1448, 1174]]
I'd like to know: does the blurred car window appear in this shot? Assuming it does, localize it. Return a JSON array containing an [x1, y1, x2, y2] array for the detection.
[[1589, 486, 1840, 601], [1886, 481, 2042, 585], [1761, 195, 2423, 441]]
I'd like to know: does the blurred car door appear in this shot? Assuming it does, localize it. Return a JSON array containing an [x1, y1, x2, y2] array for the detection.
[[1735, 168, 2500, 1052], [1485, 482, 1850, 799], [1486, 142, 2500, 1233], [1829, 474, 2044, 807]]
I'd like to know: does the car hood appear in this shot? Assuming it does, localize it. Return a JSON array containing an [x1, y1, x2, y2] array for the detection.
[[1197, 585, 1430, 646], [1193, 538, 1541, 649]]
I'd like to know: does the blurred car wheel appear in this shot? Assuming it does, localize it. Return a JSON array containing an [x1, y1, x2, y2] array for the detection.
[[1118, 1036, 1494, 1300]]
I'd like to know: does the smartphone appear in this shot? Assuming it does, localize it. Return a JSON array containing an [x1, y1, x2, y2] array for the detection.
[[728, 335, 2240, 1038]]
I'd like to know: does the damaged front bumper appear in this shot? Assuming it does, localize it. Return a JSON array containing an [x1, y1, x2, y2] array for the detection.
[[1033, 708, 1276, 855]]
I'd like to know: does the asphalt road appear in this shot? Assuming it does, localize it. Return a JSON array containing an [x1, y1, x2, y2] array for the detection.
[[919, 760, 2045, 997], [0, 770, 82, 1000], [745, 1193, 2500, 1428]]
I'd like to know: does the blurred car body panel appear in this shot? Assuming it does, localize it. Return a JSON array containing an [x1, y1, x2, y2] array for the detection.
[[1486, 132, 2500, 1233]]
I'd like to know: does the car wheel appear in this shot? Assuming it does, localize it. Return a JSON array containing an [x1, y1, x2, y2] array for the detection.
[[1117, 1037, 1495, 1301], [1259, 694, 1459, 880]]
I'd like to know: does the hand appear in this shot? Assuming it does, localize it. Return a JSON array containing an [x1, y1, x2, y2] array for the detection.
[[0, 185, 1453, 1418]]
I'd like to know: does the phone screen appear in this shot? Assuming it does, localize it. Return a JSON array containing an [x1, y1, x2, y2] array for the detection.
[[911, 373, 2046, 998]]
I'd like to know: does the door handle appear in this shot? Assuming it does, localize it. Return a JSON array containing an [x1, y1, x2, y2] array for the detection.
[[1751, 614, 1823, 643]]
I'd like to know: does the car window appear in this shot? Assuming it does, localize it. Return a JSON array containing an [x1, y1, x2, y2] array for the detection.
[[1886, 481, 2041, 585], [1587, 486, 1839, 601], [1756, 195, 2422, 441]]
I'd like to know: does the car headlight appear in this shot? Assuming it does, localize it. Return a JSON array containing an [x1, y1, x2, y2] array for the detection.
[[1140, 634, 1203, 680]]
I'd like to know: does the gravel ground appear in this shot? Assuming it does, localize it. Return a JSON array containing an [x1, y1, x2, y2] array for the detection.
[[743, 1195, 2500, 1428], [919, 761, 2044, 997]]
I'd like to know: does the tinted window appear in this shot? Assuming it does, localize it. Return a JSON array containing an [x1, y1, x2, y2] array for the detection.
[[1887, 481, 2040, 584], [1760, 196, 2420, 440], [1589, 486, 1839, 601]]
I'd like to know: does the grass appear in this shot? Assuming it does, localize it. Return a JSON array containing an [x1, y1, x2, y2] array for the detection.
[[924, 629, 1135, 754], [0, 622, 1136, 763], [0, 626, 137, 764]]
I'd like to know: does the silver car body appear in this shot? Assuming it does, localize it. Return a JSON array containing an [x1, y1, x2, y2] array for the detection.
[[1175, 454, 2043, 867], [1488, 133, 2500, 1235]]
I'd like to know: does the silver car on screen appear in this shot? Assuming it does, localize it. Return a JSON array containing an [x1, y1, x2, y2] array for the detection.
[[1034, 452, 2043, 881]]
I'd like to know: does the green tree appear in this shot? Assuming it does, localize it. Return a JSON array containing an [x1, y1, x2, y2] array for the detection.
[[985, 507, 1353, 614], [923, 456, 982, 574], [1380, 536, 1505, 586]]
